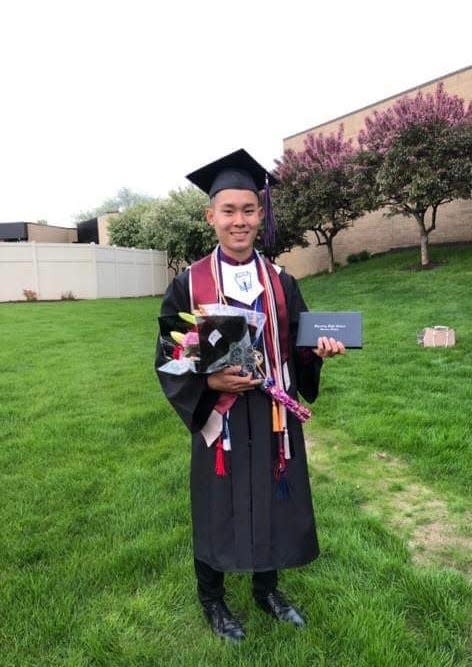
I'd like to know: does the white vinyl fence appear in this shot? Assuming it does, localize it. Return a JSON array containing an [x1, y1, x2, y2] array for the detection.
[[0, 242, 168, 302]]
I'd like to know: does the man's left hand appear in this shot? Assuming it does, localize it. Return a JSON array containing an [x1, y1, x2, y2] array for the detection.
[[314, 336, 346, 358]]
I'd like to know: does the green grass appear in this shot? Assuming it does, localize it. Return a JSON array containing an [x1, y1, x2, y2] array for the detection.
[[301, 244, 472, 495], [1, 245, 471, 666]]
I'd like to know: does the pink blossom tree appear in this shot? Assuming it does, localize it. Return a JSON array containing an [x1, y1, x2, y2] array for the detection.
[[357, 83, 472, 267], [275, 127, 365, 273]]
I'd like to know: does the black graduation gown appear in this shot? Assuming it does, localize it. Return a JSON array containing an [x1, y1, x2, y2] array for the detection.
[[155, 267, 323, 573]]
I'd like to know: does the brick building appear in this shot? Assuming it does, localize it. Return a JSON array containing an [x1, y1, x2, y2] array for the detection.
[[0, 222, 77, 243], [279, 66, 472, 277], [0, 213, 118, 246]]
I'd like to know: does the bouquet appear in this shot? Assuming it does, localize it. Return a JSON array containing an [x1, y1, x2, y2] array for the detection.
[[158, 306, 260, 375], [158, 305, 311, 424]]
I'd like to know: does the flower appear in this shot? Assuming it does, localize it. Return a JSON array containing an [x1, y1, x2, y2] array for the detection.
[[172, 344, 183, 360], [182, 331, 199, 348]]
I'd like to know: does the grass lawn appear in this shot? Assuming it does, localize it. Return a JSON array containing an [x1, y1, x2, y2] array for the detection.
[[1, 245, 471, 666]]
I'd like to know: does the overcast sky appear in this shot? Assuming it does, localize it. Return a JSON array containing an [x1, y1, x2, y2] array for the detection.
[[1, 0, 470, 226]]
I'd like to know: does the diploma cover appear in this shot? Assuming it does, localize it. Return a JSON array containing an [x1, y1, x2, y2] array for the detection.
[[296, 312, 363, 349]]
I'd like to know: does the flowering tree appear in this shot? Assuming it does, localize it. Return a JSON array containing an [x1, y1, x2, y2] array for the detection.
[[358, 84, 472, 267], [275, 127, 366, 273]]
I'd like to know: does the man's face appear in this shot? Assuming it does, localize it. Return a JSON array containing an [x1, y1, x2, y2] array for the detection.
[[206, 189, 263, 261]]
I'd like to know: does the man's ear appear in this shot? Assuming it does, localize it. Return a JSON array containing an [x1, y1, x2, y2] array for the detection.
[[205, 206, 215, 226]]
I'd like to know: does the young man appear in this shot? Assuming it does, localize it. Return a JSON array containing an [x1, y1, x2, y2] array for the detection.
[[156, 149, 344, 642]]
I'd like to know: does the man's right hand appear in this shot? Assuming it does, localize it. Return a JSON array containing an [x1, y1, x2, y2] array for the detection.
[[207, 366, 262, 394]]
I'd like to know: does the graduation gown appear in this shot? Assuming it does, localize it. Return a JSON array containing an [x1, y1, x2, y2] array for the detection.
[[156, 265, 323, 573]]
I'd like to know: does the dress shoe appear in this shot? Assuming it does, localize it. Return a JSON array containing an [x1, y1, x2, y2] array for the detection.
[[202, 599, 246, 642], [255, 590, 306, 627]]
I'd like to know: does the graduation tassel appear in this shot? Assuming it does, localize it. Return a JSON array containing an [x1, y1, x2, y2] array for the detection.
[[272, 402, 289, 498], [263, 173, 276, 252], [215, 436, 227, 477], [278, 404, 284, 433], [274, 432, 289, 499], [272, 400, 280, 432], [276, 474, 289, 499], [222, 412, 231, 451]]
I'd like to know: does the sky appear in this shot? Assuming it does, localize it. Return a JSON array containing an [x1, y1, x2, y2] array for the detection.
[[0, 0, 471, 227]]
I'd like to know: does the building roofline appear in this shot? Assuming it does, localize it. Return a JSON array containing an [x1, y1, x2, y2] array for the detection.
[[0, 221, 76, 230], [26, 222, 77, 230], [283, 64, 472, 142]]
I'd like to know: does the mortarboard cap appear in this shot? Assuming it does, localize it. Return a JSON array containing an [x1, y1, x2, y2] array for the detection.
[[186, 148, 278, 198]]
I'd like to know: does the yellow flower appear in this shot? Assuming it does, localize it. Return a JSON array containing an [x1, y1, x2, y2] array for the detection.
[[170, 331, 185, 345], [178, 311, 197, 325]]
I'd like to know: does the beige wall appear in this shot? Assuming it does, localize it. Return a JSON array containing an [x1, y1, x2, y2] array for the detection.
[[279, 199, 472, 279], [0, 242, 168, 301], [284, 66, 472, 150], [27, 223, 77, 243], [280, 67, 472, 277]]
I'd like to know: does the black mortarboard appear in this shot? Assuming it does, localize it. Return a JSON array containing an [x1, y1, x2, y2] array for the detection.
[[186, 148, 278, 198]]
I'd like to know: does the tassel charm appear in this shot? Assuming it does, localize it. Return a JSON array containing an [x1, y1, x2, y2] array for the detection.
[[215, 437, 227, 477]]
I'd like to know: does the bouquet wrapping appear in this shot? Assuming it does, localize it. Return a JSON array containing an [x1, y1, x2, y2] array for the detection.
[[158, 305, 311, 424]]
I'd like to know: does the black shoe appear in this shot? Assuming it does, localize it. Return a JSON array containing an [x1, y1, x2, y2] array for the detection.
[[202, 599, 246, 642], [255, 590, 306, 627]]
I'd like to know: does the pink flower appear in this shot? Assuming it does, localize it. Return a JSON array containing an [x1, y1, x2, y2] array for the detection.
[[182, 331, 199, 348]]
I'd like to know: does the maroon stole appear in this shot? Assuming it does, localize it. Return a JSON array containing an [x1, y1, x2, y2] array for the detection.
[[190, 251, 290, 477], [190, 252, 289, 404]]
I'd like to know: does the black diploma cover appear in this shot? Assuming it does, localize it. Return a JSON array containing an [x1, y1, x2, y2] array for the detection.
[[296, 312, 363, 349]]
